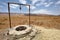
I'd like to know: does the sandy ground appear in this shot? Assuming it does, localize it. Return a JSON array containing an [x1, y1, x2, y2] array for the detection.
[[0, 25, 60, 40], [32, 25, 60, 40]]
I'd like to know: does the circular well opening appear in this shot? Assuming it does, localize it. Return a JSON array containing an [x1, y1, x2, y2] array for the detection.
[[15, 26, 27, 31]]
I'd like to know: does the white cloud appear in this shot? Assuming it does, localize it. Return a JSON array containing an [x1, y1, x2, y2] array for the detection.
[[56, 0, 60, 5], [36, 2, 53, 7], [10, 4, 19, 9], [32, 9, 53, 15], [31, 0, 47, 5], [31, 0, 39, 5], [26, 5, 36, 9], [19, 0, 27, 4], [31, 0, 53, 7], [19, 0, 36, 9], [26, 4, 36, 10], [10, 4, 36, 10], [44, 2, 53, 7], [30, 5, 36, 9], [0, 3, 5, 9]]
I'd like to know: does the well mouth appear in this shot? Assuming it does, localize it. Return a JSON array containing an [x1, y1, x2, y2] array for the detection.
[[15, 26, 27, 31]]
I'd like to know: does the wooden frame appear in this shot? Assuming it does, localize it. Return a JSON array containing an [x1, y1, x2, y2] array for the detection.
[[8, 2, 31, 28]]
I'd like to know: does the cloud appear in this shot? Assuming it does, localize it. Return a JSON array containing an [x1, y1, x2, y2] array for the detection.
[[36, 2, 53, 7], [19, 0, 36, 9], [10, 3, 36, 10], [30, 0, 50, 9], [10, 4, 19, 9], [0, 2, 7, 9], [32, 9, 53, 15], [44, 2, 53, 7], [31, 0, 40, 5], [29, 5, 36, 9], [56, 0, 60, 5], [31, 0, 53, 7], [26, 4, 36, 9], [30, 5, 36, 9], [31, 0, 47, 5], [19, 0, 27, 4], [0, 2, 7, 6]]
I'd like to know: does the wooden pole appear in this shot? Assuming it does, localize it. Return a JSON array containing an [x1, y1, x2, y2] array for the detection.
[[8, 2, 12, 28], [29, 5, 30, 26]]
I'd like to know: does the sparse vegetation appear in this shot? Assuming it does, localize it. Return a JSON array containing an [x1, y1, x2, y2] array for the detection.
[[0, 13, 60, 29], [0, 22, 5, 25]]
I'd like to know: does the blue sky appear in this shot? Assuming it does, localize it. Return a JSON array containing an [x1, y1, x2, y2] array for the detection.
[[0, 0, 60, 15]]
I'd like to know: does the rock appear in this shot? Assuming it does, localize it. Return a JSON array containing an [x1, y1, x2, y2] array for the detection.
[[29, 29, 37, 37]]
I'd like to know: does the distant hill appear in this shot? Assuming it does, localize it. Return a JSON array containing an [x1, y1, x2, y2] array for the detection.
[[0, 12, 60, 16]]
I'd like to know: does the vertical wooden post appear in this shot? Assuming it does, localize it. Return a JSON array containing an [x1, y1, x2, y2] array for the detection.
[[29, 5, 30, 26], [8, 3, 12, 28]]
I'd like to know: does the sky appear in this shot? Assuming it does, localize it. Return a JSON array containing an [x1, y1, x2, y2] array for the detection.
[[0, 0, 60, 15]]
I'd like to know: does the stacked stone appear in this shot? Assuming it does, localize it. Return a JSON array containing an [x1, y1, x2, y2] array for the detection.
[[8, 25, 38, 40]]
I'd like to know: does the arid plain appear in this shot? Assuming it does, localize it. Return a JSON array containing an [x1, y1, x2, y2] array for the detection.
[[0, 13, 60, 30]]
